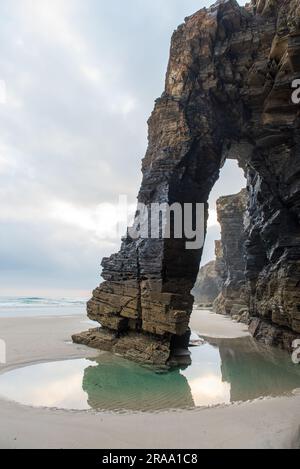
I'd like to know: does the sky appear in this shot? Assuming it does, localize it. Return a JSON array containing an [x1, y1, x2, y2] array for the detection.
[[0, 0, 246, 298]]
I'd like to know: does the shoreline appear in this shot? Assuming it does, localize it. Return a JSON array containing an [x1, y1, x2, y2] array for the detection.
[[0, 310, 299, 449]]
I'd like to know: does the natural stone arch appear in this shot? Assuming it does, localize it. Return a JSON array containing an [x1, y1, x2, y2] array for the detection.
[[73, 0, 300, 364]]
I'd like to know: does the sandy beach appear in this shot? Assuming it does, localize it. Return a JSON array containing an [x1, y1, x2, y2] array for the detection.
[[0, 309, 299, 449]]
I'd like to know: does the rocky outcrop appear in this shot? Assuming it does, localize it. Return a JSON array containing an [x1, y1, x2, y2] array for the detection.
[[73, 328, 171, 365], [192, 260, 222, 306], [249, 317, 300, 350], [74, 0, 300, 362], [213, 189, 249, 320]]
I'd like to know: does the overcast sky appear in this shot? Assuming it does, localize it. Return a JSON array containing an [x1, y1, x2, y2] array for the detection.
[[0, 0, 245, 298]]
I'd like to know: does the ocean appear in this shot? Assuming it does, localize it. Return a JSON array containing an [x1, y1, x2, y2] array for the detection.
[[0, 297, 88, 318]]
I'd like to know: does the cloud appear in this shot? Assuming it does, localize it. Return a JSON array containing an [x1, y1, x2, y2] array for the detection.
[[0, 1, 245, 295]]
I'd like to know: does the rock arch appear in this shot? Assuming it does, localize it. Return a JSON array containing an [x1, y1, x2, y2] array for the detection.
[[73, 0, 300, 364]]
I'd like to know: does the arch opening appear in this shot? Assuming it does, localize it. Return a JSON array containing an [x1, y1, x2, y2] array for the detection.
[[73, 0, 300, 365], [192, 159, 247, 311]]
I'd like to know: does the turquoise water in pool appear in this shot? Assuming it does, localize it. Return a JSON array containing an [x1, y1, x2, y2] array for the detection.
[[0, 337, 299, 412]]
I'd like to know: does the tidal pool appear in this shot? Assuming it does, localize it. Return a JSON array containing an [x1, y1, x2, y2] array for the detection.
[[0, 337, 299, 412]]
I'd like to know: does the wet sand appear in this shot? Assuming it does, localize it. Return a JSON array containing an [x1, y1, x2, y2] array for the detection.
[[191, 309, 250, 339], [0, 310, 299, 449]]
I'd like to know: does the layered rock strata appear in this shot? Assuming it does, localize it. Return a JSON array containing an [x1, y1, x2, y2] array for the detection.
[[213, 189, 249, 320], [193, 260, 222, 307], [73, 0, 300, 362]]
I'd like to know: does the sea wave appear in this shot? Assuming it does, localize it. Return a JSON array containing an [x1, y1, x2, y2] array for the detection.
[[0, 297, 87, 309]]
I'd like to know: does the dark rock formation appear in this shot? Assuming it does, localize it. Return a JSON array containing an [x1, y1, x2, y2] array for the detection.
[[192, 260, 222, 306], [214, 239, 226, 281], [213, 189, 249, 319], [73, 0, 300, 362], [74, 328, 171, 365], [249, 316, 300, 350]]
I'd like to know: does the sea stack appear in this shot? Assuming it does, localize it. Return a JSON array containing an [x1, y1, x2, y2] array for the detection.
[[73, 0, 300, 364]]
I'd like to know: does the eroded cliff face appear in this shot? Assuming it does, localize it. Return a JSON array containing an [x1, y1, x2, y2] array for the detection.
[[193, 260, 222, 306], [213, 189, 249, 319], [73, 0, 300, 363]]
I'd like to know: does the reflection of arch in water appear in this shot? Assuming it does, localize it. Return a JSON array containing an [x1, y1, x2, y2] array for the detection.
[[212, 337, 300, 402], [82, 354, 195, 412]]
